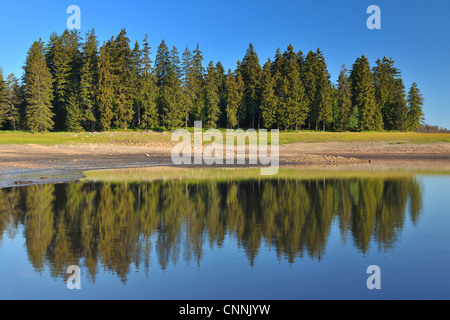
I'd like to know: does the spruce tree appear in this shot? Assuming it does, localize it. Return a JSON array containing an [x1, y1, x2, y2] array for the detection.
[[215, 62, 227, 127], [0, 68, 7, 128], [225, 69, 244, 128], [373, 57, 401, 130], [155, 40, 183, 128], [191, 44, 205, 123], [336, 65, 352, 131], [303, 50, 319, 130], [80, 29, 99, 131], [392, 78, 408, 131], [407, 82, 425, 131], [49, 30, 82, 131], [351, 55, 378, 131], [181, 46, 194, 128], [315, 49, 333, 131], [260, 60, 277, 129], [5, 73, 21, 130], [24, 40, 55, 132], [97, 40, 115, 130], [238, 43, 261, 128], [112, 29, 134, 129], [139, 35, 158, 129], [204, 61, 220, 128]]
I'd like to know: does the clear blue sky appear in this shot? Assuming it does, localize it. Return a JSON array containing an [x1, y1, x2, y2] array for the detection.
[[1, 0, 449, 128]]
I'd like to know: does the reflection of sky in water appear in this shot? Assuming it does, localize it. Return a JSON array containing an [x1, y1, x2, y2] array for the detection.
[[0, 175, 449, 299]]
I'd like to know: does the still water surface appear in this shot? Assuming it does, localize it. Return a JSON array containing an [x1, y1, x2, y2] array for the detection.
[[0, 174, 449, 299]]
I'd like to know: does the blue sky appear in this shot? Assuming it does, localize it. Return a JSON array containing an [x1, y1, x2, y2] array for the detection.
[[1, 0, 449, 128]]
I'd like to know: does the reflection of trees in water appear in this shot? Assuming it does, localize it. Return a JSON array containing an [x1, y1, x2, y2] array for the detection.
[[0, 177, 423, 282]]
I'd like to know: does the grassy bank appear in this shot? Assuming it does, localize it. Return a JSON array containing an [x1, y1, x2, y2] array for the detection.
[[0, 130, 450, 145]]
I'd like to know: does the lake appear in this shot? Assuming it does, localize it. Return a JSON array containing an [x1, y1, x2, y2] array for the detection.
[[0, 171, 449, 299]]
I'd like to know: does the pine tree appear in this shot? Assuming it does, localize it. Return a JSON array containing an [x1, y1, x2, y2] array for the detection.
[[204, 61, 220, 128], [351, 55, 378, 131], [407, 82, 424, 131], [181, 47, 194, 128], [225, 69, 244, 128], [0, 68, 7, 128], [373, 57, 400, 130], [336, 65, 352, 131], [4, 73, 21, 130], [392, 78, 408, 131], [191, 44, 205, 123], [315, 50, 333, 131], [139, 35, 158, 129], [112, 29, 134, 129], [155, 40, 183, 128], [49, 30, 82, 131], [24, 40, 55, 132], [260, 60, 277, 129], [80, 29, 99, 131], [215, 62, 227, 128], [303, 50, 319, 130], [238, 43, 261, 128], [97, 40, 115, 131]]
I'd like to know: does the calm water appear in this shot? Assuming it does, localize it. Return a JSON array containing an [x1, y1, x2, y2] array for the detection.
[[0, 175, 449, 299]]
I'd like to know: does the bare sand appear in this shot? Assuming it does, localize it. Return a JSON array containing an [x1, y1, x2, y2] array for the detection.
[[0, 141, 449, 187]]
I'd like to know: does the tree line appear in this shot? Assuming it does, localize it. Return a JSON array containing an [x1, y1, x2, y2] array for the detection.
[[0, 29, 425, 132]]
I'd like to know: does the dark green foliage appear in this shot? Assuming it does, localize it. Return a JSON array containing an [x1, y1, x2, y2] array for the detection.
[[2, 30, 424, 133], [260, 61, 277, 129], [238, 43, 261, 128], [80, 29, 99, 131], [351, 55, 378, 131], [407, 82, 425, 131], [225, 69, 244, 128], [24, 40, 55, 132], [0, 69, 7, 128], [336, 65, 352, 131], [204, 61, 220, 128]]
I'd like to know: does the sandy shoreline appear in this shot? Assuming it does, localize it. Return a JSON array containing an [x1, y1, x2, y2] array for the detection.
[[1, 141, 449, 188]]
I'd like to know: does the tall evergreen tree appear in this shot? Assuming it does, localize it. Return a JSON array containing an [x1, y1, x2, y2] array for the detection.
[[391, 78, 408, 131], [155, 40, 183, 128], [315, 50, 333, 131], [204, 61, 220, 128], [112, 29, 134, 129], [0, 68, 7, 128], [336, 65, 352, 131], [351, 55, 378, 131], [260, 60, 278, 129], [238, 43, 261, 128], [139, 35, 158, 129], [215, 62, 227, 128], [80, 29, 99, 131], [225, 69, 244, 128], [303, 50, 319, 130], [373, 57, 400, 130], [190, 44, 205, 123], [407, 82, 425, 131], [4, 73, 21, 130], [48, 30, 82, 131], [97, 40, 115, 130], [23, 40, 55, 132]]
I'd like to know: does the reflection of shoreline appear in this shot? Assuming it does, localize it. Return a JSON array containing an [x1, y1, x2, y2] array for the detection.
[[0, 177, 423, 283]]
